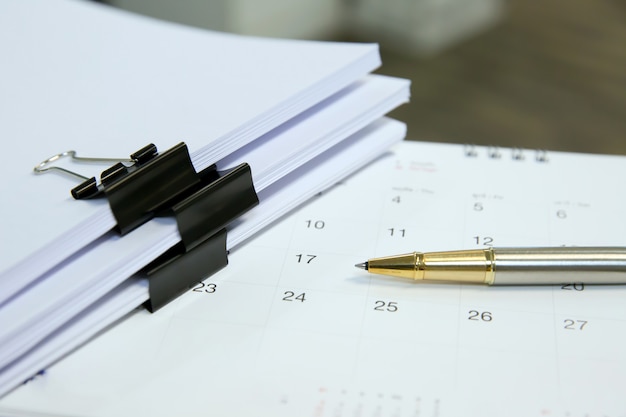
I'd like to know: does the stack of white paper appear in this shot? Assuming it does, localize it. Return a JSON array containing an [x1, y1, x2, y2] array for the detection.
[[0, 0, 409, 397]]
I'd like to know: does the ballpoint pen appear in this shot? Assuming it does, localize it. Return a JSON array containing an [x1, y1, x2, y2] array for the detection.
[[355, 247, 626, 285]]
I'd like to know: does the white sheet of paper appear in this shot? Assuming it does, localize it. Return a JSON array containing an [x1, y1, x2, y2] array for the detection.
[[0, 118, 407, 397], [0, 75, 410, 372], [0, 0, 380, 300], [1, 141, 625, 417]]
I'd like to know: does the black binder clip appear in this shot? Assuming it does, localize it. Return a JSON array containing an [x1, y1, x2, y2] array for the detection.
[[34, 143, 259, 312]]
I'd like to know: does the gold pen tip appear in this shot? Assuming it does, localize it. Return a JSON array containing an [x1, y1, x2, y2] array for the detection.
[[355, 262, 368, 270]]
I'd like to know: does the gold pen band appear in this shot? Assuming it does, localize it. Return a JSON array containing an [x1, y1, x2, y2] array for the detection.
[[366, 249, 495, 284]]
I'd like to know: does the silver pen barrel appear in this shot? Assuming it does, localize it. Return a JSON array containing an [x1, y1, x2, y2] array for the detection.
[[492, 247, 626, 285]]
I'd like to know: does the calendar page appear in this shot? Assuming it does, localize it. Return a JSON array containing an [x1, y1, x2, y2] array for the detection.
[[1, 141, 625, 417]]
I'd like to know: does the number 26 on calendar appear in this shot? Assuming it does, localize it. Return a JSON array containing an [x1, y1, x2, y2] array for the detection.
[[468, 310, 493, 322]]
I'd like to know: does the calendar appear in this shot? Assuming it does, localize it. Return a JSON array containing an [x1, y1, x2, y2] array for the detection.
[[1, 141, 625, 417]]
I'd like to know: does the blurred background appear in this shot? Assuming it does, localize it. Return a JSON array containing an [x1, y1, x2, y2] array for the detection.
[[100, 0, 626, 155]]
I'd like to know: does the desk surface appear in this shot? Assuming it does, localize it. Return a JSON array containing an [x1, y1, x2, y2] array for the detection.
[[374, 0, 626, 155]]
